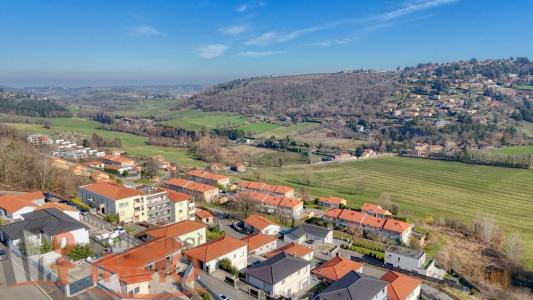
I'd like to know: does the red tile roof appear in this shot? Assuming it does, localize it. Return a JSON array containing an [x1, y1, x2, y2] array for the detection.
[[195, 208, 213, 220], [382, 219, 411, 234], [103, 155, 134, 164], [183, 235, 247, 263], [35, 202, 78, 212], [238, 181, 293, 195], [164, 178, 218, 193], [361, 202, 390, 215], [144, 220, 207, 239], [264, 242, 312, 259], [319, 196, 346, 205], [80, 182, 141, 200], [381, 271, 422, 300], [361, 214, 386, 230], [312, 256, 363, 281], [237, 191, 303, 209], [96, 237, 182, 284], [161, 188, 193, 203], [244, 214, 278, 231], [241, 233, 277, 253], [187, 169, 229, 182], [0, 192, 43, 213]]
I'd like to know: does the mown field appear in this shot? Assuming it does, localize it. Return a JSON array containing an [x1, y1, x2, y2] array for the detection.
[[4, 118, 204, 167], [256, 122, 321, 138], [245, 156, 533, 268], [488, 145, 533, 155]]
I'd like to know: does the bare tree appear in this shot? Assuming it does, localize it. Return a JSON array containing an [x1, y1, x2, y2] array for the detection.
[[474, 213, 499, 245], [348, 223, 363, 241], [303, 167, 314, 185], [502, 231, 523, 263], [34, 156, 55, 191], [234, 193, 258, 218]]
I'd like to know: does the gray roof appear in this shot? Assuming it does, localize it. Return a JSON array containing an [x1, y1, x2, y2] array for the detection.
[[286, 223, 331, 240], [385, 245, 425, 259], [315, 271, 388, 300], [0, 208, 86, 241], [246, 252, 309, 284]]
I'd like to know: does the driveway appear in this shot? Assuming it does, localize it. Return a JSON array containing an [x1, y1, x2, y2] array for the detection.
[[197, 272, 249, 300], [218, 219, 247, 239]]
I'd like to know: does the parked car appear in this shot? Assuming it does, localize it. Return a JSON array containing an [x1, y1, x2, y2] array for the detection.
[[114, 226, 126, 235], [218, 295, 229, 300], [0, 249, 8, 261]]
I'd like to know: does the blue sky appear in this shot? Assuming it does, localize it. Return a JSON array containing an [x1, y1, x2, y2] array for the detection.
[[1, 0, 532, 87]]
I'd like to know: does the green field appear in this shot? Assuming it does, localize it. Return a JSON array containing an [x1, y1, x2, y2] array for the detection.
[[245, 156, 533, 268], [256, 122, 321, 138], [488, 145, 533, 155], [5, 118, 204, 167]]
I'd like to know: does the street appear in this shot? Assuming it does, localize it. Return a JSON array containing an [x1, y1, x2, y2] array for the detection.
[[197, 271, 250, 300]]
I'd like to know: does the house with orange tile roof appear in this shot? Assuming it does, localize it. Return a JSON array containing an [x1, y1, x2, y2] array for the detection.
[[160, 188, 196, 222], [183, 235, 247, 273], [0, 191, 45, 220], [244, 214, 281, 235], [322, 208, 412, 244], [361, 202, 392, 218], [264, 242, 313, 261], [241, 233, 278, 256], [318, 196, 347, 208], [237, 191, 303, 219], [163, 178, 219, 203], [35, 202, 80, 221], [90, 170, 111, 182], [102, 155, 135, 175], [312, 255, 363, 283], [186, 169, 230, 189], [143, 220, 207, 248], [381, 271, 421, 300], [194, 208, 214, 225], [79, 182, 143, 223], [95, 236, 185, 298], [238, 181, 295, 197]]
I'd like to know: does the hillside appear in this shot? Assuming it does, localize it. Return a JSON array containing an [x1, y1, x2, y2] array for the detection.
[[187, 71, 399, 117]]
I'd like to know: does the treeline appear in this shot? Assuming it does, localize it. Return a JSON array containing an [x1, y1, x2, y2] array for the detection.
[[461, 150, 532, 169], [0, 98, 71, 118], [99, 123, 197, 146]]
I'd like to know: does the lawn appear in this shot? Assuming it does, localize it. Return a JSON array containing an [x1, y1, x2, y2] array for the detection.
[[487, 145, 533, 155], [162, 109, 248, 130], [243, 156, 533, 268], [5, 119, 204, 167]]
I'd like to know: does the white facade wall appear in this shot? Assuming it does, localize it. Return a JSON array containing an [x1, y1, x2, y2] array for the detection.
[[385, 251, 425, 272], [250, 240, 277, 256], [249, 264, 310, 298], [204, 245, 247, 272]]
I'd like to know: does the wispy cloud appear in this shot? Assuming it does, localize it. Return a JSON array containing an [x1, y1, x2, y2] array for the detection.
[[307, 38, 355, 47], [219, 24, 249, 36], [131, 14, 149, 22], [236, 4, 248, 12], [238, 50, 282, 57], [246, 0, 457, 46], [129, 25, 166, 37], [197, 44, 229, 59]]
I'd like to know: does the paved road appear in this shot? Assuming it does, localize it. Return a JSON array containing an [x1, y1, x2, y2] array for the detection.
[[197, 272, 249, 300], [218, 219, 247, 239]]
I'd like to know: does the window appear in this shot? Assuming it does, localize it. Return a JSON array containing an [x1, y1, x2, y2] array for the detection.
[[133, 287, 140, 294]]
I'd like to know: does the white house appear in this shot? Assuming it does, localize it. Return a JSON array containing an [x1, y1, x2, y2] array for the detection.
[[284, 223, 333, 244], [244, 214, 281, 235], [315, 271, 388, 300], [183, 235, 247, 273], [385, 245, 425, 272], [246, 252, 310, 298], [381, 271, 422, 300], [0, 191, 45, 221]]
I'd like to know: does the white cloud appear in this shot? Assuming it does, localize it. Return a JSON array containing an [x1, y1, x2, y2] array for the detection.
[[197, 44, 229, 59], [219, 24, 249, 36], [130, 25, 166, 37], [245, 0, 457, 46], [238, 50, 281, 57], [236, 4, 248, 12]]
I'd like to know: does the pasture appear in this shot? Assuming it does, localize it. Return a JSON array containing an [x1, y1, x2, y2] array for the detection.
[[244, 156, 533, 268]]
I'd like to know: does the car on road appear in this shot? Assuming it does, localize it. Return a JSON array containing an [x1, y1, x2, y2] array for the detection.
[[80, 210, 89, 216], [0, 249, 9, 261], [114, 226, 126, 235], [218, 295, 229, 300]]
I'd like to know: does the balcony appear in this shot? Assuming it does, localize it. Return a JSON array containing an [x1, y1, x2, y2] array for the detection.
[[134, 202, 143, 208]]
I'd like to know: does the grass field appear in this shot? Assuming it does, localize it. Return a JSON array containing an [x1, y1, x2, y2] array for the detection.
[[243, 156, 533, 268], [256, 122, 321, 138], [488, 145, 533, 155], [5, 118, 204, 167]]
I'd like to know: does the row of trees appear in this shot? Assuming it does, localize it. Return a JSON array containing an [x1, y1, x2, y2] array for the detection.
[[0, 98, 71, 118]]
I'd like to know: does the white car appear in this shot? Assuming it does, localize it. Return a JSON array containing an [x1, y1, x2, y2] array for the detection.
[[114, 227, 126, 235]]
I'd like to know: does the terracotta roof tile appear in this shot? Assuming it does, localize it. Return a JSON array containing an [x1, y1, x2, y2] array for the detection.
[[244, 214, 277, 231], [183, 235, 247, 262], [80, 182, 141, 200], [382, 219, 411, 234], [361, 202, 390, 215], [238, 181, 293, 195], [237, 191, 303, 209], [0, 192, 43, 213], [161, 188, 193, 203], [195, 208, 213, 220], [319, 196, 346, 205], [144, 220, 207, 239], [187, 169, 229, 182], [264, 242, 312, 259], [381, 271, 422, 300], [241, 233, 277, 252], [35, 202, 78, 212], [312, 256, 363, 281], [164, 178, 218, 193]]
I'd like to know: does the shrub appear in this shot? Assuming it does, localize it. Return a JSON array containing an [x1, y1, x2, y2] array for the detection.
[[70, 197, 90, 211], [218, 258, 239, 276], [68, 244, 93, 261], [103, 213, 120, 225]]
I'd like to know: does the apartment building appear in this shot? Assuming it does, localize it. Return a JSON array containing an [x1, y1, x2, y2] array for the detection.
[[187, 169, 230, 189], [162, 178, 219, 203]]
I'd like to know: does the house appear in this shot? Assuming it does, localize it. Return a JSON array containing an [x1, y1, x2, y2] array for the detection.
[[161, 188, 196, 222], [85, 161, 104, 169], [194, 208, 214, 225], [244, 214, 281, 235], [284, 223, 333, 244], [162, 178, 219, 203], [241, 233, 278, 256], [314, 271, 388, 300], [237, 191, 303, 219], [102, 155, 135, 168], [91, 170, 111, 182], [318, 196, 347, 209], [265, 242, 313, 261], [0, 208, 89, 254], [78, 182, 143, 223], [0, 191, 45, 220], [186, 169, 230, 189], [26, 134, 52, 145], [382, 219, 412, 244], [381, 271, 422, 300], [143, 219, 207, 249], [360, 149, 376, 159], [35, 202, 80, 221], [95, 236, 184, 298], [311, 255, 364, 284], [183, 235, 247, 273], [238, 181, 295, 198], [384, 245, 425, 272], [231, 162, 246, 173], [246, 252, 310, 298], [334, 153, 352, 161], [361, 203, 392, 218]]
